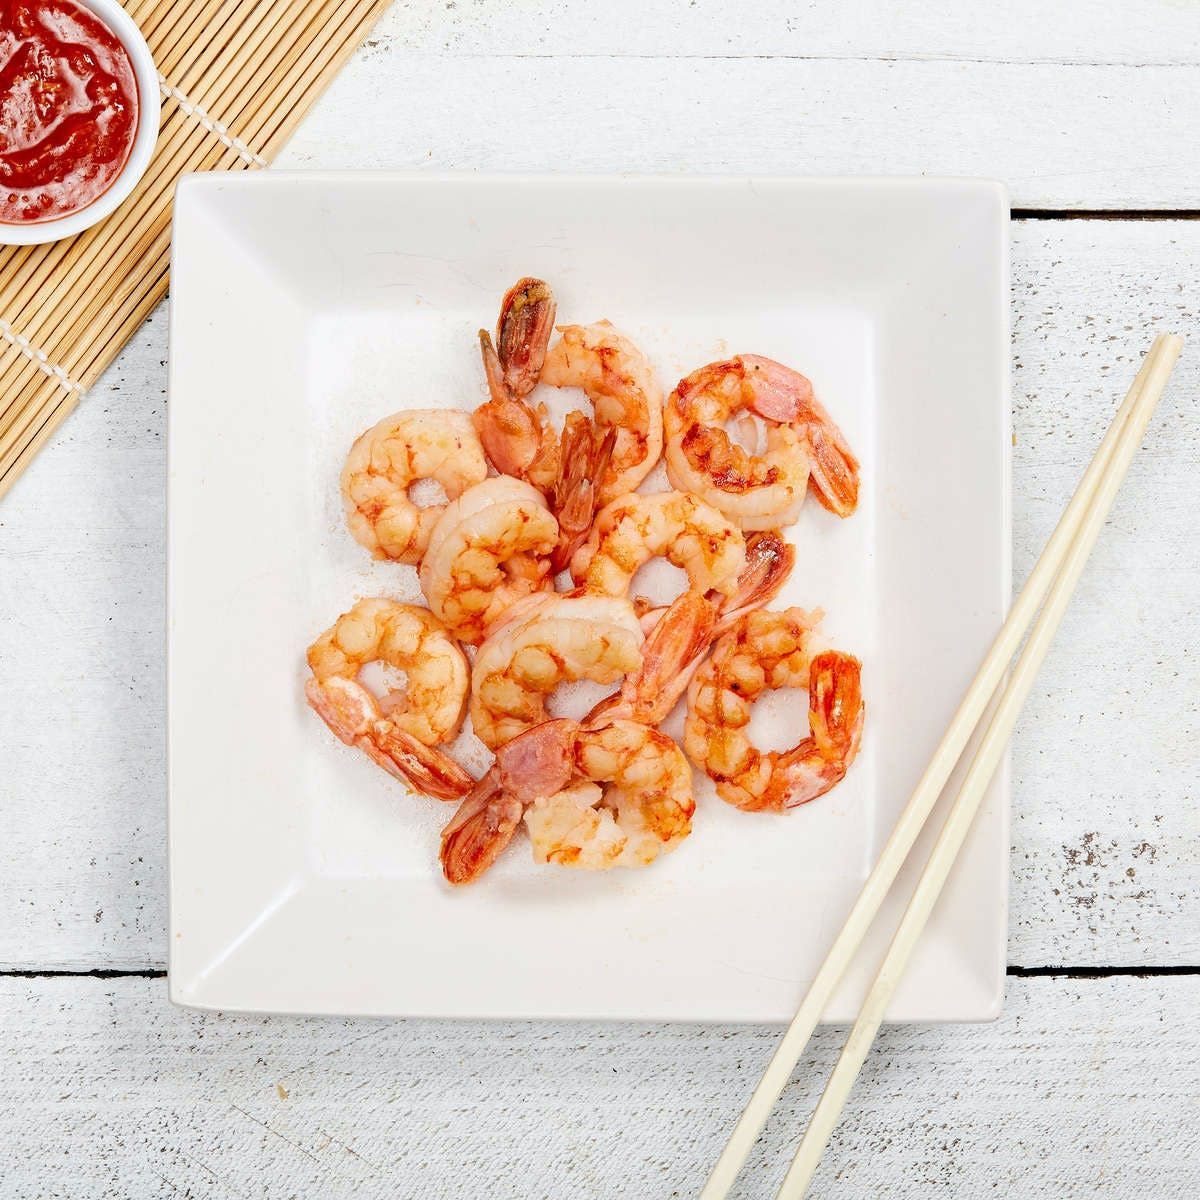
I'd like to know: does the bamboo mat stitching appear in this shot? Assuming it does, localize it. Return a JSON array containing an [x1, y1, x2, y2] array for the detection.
[[156, 76, 266, 167], [0, 319, 84, 394]]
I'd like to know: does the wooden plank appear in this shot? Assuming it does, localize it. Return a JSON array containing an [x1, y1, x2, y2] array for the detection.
[[0, 974, 1197, 1197], [0, 308, 168, 968], [0, 220, 1197, 971], [277, 35, 1200, 209], [372, 0, 1200, 65], [1008, 221, 1200, 967]]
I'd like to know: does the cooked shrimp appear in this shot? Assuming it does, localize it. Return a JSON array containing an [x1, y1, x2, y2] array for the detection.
[[308, 598, 469, 743], [474, 280, 660, 553], [440, 717, 694, 883], [470, 594, 644, 749], [440, 718, 577, 883], [540, 321, 664, 504], [684, 609, 864, 811], [664, 355, 859, 529], [419, 476, 559, 645], [527, 720, 694, 870], [586, 530, 796, 728], [305, 599, 473, 800], [569, 490, 746, 603], [341, 410, 488, 564], [583, 590, 717, 729]]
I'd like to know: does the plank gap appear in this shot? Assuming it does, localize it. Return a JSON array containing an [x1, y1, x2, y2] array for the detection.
[[1007, 965, 1200, 978], [1, 968, 168, 979], [1013, 208, 1200, 220], [4, 966, 1200, 982]]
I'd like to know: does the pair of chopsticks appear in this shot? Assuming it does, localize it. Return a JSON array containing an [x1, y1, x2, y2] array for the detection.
[[702, 333, 1185, 1200]]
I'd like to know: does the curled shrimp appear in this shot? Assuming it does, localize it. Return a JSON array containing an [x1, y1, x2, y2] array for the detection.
[[540, 321, 664, 504], [440, 717, 694, 884], [586, 529, 796, 728], [473, 279, 621, 569], [305, 599, 474, 800], [419, 475, 559, 645], [684, 608, 864, 811], [528, 720, 694, 870], [569, 490, 747, 604], [470, 594, 644, 750], [664, 355, 859, 529], [341, 410, 488, 564], [474, 281, 663, 500]]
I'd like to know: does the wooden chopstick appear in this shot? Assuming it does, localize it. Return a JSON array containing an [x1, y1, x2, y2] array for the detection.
[[702, 333, 1184, 1200], [773, 332, 1183, 1196]]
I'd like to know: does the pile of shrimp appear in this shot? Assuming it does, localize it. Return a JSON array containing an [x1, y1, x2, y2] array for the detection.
[[306, 276, 867, 885]]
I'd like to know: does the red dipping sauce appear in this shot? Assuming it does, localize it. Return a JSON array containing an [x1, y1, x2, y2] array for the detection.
[[0, 0, 139, 224]]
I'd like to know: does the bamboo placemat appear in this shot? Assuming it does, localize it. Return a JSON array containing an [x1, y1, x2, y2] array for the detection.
[[0, 0, 388, 501]]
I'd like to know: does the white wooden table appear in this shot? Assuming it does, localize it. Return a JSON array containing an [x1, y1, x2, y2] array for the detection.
[[2, 4, 1199, 1196]]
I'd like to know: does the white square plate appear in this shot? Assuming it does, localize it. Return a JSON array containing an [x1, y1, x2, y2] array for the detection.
[[168, 174, 1009, 1022]]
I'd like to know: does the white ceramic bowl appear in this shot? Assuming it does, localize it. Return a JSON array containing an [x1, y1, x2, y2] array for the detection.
[[0, 0, 160, 246]]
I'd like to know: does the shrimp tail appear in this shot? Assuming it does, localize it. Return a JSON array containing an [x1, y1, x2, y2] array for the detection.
[[495, 277, 556, 399], [808, 651, 864, 755], [744, 355, 859, 517], [779, 651, 865, 808], [306, 676, 473, 801], [369, 723, 475, 801], [475, 325, 561, 488], [636, 591, 718, 717], [806, 424, 860, 518], [587, 591, 717, 727], [478, 328, 510, 406], [550, 413, 616, 572], [736, 354, 859, 516], [440, 770, 524, 884], [714, 529, 796, 634]]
